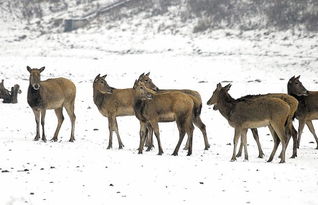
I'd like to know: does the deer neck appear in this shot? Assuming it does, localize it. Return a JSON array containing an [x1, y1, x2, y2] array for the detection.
[[27, 84, 43, 108], [93, 87, 105, 109], [217, 92, 236, 120], [133, 93, 148, 122]]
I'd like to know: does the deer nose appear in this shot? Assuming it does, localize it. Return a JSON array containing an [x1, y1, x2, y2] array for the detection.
[[33, 84, 40, 90]]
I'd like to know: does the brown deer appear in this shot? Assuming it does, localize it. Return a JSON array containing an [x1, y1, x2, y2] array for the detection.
[[230, 93, 298, 159], [138, 73, 209, 151], [27, 66, 76, 142], [133, 80, 195, 156], [93, 73, 158, 149], [207, 83, 290, 163], [287, 75, 318, 149]]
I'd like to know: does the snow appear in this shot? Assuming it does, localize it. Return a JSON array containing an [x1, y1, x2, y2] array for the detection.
[[1, 14, 318, 205]]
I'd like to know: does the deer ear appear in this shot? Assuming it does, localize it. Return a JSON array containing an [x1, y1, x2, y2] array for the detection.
[[27, 66, 32, 72], [145, 72, 150, 76], [138, 73, 145, 80], [94, 74, 100, 82], [101, 74, 107, 79], [39, 67, 45, 72], [217, 83, 222, 89], [295, 75, 300, 80], [224, 83, 232, 91], [133, 80, 138, 89]]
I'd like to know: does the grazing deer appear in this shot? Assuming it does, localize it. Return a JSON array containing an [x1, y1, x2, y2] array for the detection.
[[27, 66, 76, 142], [207, 83, 290, 163], [133, 80, 195, 156], [93, 73, 158, 149], [288, 75, 318, 149], [138, 73, 209, 151], [232, 93, 298, 159]]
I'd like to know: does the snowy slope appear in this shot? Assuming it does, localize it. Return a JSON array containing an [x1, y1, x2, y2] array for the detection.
[[0, 14, 318, 205]]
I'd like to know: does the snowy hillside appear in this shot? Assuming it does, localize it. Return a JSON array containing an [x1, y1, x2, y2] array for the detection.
[[1, 1, 318, 205]]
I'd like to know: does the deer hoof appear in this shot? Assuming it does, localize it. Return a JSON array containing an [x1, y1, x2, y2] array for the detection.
[[50, 137, 58, 142]]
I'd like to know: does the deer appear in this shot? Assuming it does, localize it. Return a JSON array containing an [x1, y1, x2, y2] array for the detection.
[[27, 66, 76, 142], [137, 73, 209, 151], [92, 73, 158, 149], [207, 83, 290, 163], [287, 75, 318, 149], [222, 93, 298, 159], [132, 80, 196, 156]]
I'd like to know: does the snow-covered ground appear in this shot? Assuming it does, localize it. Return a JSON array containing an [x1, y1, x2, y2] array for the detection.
[[1, 15, 318, 205]]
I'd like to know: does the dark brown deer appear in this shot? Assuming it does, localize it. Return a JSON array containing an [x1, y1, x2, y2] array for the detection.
[[138, 73, 209, 151], [93, 73, 158, 149], [27, 66, 76, 142], [232, 93, 298, 159], [133, 80, 195, 156], [287, 75, 318, 149], [207, 83, 290, 163]]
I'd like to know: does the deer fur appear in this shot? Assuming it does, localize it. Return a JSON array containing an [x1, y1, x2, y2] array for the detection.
[[207, 83, 290, 163], [288, 75, 318, 149], [137, 74, 209, 151], [27, 66, 76, 142], [133, 80, 195, 156], [93, 73, 158, 149], [233, 93, 298, 159]]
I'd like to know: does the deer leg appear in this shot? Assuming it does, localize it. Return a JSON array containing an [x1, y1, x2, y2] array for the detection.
[[40, 109, 47, 142], [185, 119, 194, 156], [193, 116, 209, 150], [306, 120, 318, 149], [107, 117, 114, 149], [282, 123, 297, 158], [297, 120, 306, 148], [114, 118, 124, 149], [145, 126, 154, 151], [236, 137, 243, 158], [173, 120, 186, 156], [51, 108, 64, 142], [267, 125, 280, 162], [231, 128, 241, 162], [241, 129, 248, 161], [65, 104, 76, 142], [289, 124, 298, 158], [151, 121, 163, 155], [138, 122, 147, 154], [270, 123, 287, 163], [251, 128, 265, 158], [32, 109, 40, 141]]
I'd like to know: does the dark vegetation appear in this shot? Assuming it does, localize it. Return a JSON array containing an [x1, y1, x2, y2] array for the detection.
[[1, 0, 318, 32]]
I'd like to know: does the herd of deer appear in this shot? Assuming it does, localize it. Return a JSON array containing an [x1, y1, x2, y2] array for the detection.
[[25, 66, 318, 163]]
